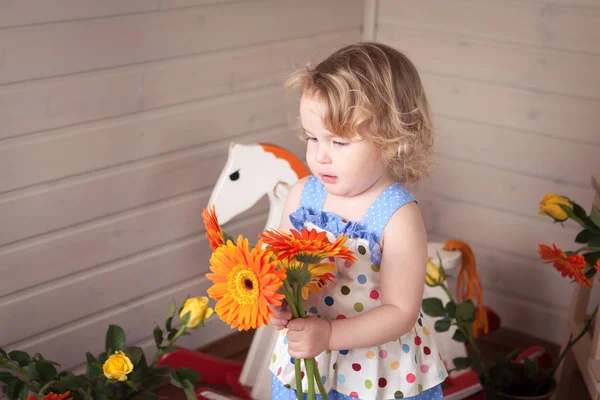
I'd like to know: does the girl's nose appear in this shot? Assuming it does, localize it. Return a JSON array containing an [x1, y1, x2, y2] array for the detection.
[[314, 143, 331, 164]]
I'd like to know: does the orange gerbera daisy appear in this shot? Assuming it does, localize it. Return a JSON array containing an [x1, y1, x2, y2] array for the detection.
[[259, 227, 356, 264], [280, 258, 336, 300], [538, 243, 590, 287], [28, 392, 73, 400], [202, 205, 224, 250], [206, 236, 286, 330]]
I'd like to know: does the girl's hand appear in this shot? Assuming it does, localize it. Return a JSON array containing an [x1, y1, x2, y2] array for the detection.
[[286, 317, 332, 359], [270, 305, 293, 331]]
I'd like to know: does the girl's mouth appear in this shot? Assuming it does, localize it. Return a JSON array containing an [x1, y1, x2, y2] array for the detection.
[[320, 174, 338, 184]]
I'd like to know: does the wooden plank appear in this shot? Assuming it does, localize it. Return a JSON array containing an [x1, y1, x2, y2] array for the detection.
[[432, 116, 599, 187], [0, 1, 158, 28], [378, 25, 600, 100], [422, 73, 600, 145], [0, 211, 267, 347], [7, 274, 245, 371], [0, 29, 358, 140], [426, 156, 596, 219], [378, 0, 600, 54], [0, 189, 211, 299], [0, 127, 305, 246], [421, 194, 581, 262], [159, 0, 248, 8], [0, 87, 293, 193], [0, 0, 363, 84]]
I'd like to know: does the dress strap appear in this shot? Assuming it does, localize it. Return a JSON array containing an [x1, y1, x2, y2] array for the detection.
[[360, 182, 417, 244], [299, 175, 327, 212]]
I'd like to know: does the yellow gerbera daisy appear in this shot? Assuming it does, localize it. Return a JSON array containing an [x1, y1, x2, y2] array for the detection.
[[206, 236, 286, 330]]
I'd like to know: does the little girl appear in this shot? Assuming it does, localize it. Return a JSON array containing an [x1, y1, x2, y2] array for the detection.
[[269, 43, 447, 399]]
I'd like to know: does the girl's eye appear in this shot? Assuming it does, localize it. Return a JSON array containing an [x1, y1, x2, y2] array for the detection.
[[302, 135, 317, 142], [333, 141, 349, 147]]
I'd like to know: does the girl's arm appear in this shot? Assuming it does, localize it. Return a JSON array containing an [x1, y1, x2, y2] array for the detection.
[[326, 201, 428, 350]]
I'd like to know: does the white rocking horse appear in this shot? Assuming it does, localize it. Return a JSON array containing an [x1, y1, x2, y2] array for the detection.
[[208, 142, 480, 400]]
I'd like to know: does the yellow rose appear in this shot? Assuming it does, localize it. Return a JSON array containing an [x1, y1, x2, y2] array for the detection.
[[179, 296, 214, 328], [539, 194, 572, 221], [102, 351, 133, 381], [425, 258, 444, 287]]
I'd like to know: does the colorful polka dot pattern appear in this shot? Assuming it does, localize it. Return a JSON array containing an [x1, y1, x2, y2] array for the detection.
[[269, 176, 447, 399]]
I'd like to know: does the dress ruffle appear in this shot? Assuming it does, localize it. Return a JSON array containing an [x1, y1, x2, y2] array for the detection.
[[289, 206, 383, 266]]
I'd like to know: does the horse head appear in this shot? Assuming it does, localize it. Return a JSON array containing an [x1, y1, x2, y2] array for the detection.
[[208, 142, 309, 230]]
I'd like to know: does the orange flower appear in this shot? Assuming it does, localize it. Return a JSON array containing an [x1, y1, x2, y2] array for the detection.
[[206, 236, 286, 330], [202, 205, 224, 250], [28, 392, 73, 400], [259, 228, 356, 263], [280, 258, 336, 300], [538, 243, 591, 287]]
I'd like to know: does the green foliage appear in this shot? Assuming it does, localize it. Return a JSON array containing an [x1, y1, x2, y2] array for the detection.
[[0, 299, 204, 400]]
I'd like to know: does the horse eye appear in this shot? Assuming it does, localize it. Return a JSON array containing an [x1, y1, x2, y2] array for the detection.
[[229, 170, 240, 181]]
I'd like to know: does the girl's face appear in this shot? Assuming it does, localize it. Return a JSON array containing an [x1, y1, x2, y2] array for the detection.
[[299, 92, 392, 198]]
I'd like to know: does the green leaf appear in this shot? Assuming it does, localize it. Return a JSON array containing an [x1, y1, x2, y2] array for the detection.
[[53, 373, 89, 392], [94, 383, 110, 400], [105, 324, 126, 353], [180, 311, 191, 326], [452, 329, 469, 343], [124, 347, 143, 366], [523, 356, 538, 379], [168, 300, 176, 319], [167, 328, 179, 342], [572, 202, 588, 221], [85, 352, 102, 380], [18, 380, 28, 400], [182, 379, 196, 400], [36, 359, 58, 381], [0, 347, 7, 359], [445, 301, 457, 319], [0, 371, 15, 384], [165, 316, 174, 333], [176, 367, 200, 385], [452, 357, 472, 369], [153, 326, 163, 348], [422, 298, 446, 317], [125, 380, 139, 391], [142, 374, 168, 389], [575, 229, 594, 243], [584, 252, 600, 268], [169, 370, 184, 389], [589, 235, 600, 248], [27, 362, 39, 381], [77, 388, 93, 400], [163, 346, 178, 354], [97, 352, 108, 364], [504, 349, 521, 361], [8, 350, 31, 367], [591, 205, 600, 228], [434, 319, 451, 332], [456, 300, 476, 323]]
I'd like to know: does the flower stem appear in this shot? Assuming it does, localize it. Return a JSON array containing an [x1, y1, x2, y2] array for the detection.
[[294, 358, 303, 400], [283, 281, 300, 319], [550, 304, 599, 377], [305, 359, 315, 400], [571, 246, 600, 254], [0, 359, 27, 376], [312, 359, 329, 400], [151, 324, 187, 366]]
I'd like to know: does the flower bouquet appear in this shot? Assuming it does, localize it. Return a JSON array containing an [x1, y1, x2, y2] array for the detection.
[[1, 297, 214, 400], [201, 205, 356, 400]]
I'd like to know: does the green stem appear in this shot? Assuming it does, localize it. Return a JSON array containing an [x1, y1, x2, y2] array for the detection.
[[283, 281, 300, 319], [312, 359, 329, 400], [305, 359, 315, 400], [151, 324, 187, 366], [296, 285, 306, 319], [571, 246, 600, 254], [294, 358, 303, 400], [550, 304, 599, 377], [0, 359, 27, 376]]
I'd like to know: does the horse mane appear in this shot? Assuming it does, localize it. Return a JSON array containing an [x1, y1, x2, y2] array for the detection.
[[259, 143, 309, 179]]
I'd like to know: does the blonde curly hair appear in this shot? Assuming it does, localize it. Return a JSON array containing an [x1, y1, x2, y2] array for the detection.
[[285, 42, 434, 184]]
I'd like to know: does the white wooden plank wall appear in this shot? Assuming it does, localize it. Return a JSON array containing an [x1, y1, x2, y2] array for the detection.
[[0, 0, 363, 374], [376, 0, 600, 344]]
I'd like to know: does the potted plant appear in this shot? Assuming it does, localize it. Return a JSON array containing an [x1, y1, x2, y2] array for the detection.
[[422, 193, 600, 399], [0, 296, 214, 400]]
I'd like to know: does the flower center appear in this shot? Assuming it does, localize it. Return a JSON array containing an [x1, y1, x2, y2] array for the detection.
[[228, 265, 259, 305]]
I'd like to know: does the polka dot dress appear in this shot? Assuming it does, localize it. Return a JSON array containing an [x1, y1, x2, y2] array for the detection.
[[270, 177, 448, 400]]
